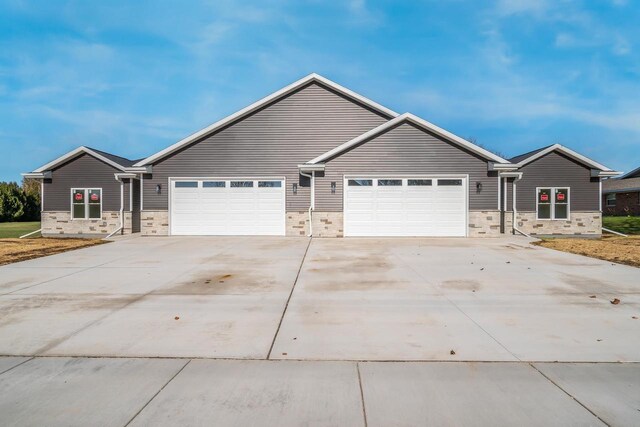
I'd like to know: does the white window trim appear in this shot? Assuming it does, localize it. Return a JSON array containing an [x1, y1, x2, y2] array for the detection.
[[536, 187, 570, 221], [605, 193, 616, 207], [70, 188, 103, 220]]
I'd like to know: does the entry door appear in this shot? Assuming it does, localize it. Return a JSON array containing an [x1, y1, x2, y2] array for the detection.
[[170, 179, 285, 235], [344, 177, 467, 237]]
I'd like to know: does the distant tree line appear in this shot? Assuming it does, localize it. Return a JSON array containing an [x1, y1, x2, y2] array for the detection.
[[0, 179, 41, 222]]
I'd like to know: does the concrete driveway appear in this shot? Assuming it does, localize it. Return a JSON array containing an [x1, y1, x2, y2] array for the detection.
[[1, 236, 639, 426], [3, 235, 638, 361]]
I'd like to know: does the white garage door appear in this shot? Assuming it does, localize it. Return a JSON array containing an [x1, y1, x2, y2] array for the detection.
[[344, 177, 467, 237], [170, 179, 285, 236]]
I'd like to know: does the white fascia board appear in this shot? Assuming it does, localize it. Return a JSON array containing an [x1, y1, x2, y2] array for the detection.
[[125, 166, 152, 173], [591, 169, 622, 178], [515, 144, 613, 171], [489, 163, 518, 171], [498, 171, 523, 178], [308, 113, 510, 165], [134, 73, 399, 167], [298, 163, 326, 172], [21, 171, 52, 179], [114, 173, 138, 180], [33, 146, 128, 173]]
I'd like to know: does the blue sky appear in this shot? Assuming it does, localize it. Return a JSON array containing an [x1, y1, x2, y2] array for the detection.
[[1, 0, 639, 181]]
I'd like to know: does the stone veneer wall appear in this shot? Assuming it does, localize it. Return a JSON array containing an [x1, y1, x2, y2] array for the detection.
[[140, 210, 169, 235], [468, 210, 502, 237], [509, 211, 601, 236], [286, 211, 309, 236], [42, 211, 123, 236], [312, 212, 344, 237]]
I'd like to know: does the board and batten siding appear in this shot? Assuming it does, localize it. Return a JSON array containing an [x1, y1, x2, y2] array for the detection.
[[315, 122, 498, 211], [143, 82, 391, 211], [506, 151, 599, 212], [43, 153, 121, 211]]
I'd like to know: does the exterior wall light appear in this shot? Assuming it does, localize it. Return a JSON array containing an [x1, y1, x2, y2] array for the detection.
[[331, 182, 336, 194], [156, 184, 162, 194], [476, 182, 482, 192], [292, 183, 298, 194]]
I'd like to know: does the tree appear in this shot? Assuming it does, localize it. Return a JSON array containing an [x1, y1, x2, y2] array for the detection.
[[0, 182, 26, 221], [21, 178, 41, 221]]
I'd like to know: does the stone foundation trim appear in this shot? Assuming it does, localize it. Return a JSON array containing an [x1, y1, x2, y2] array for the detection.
[[286, 211, 310, 236], [311, 212, 344, 238], [140, 210, 169, 236], [468, 210, 502, 237], [42, 211, 123, 237], [509, 211, 601, 235]]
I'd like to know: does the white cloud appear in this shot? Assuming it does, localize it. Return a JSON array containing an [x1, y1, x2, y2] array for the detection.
[[612, 35, 631, 55]]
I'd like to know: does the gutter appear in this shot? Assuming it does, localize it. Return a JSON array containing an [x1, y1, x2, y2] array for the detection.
[[299, 170, 314, 237]]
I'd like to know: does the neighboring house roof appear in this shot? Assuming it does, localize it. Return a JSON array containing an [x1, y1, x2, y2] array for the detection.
[[31, 146, 135, 173], [134, 73, 399, 167], [509, 143, 616, 173], [305, 113, 510, 165], [618, 166, 640, 180], [508, 145, 553, 164], [602, 176, 640, 194]]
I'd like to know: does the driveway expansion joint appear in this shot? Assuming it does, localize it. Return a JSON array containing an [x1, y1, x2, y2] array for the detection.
[[528, 362, 611, 427], [266, 237, 312, 360]]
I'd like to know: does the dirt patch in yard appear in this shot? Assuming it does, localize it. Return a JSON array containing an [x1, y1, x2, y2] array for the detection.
[[0, 238, 107, 266], [533, 236, 640, 268]]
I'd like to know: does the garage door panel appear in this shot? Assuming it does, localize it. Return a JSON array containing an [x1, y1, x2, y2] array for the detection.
[[171, 179, 285, 236], [345, 177, 466, 237]]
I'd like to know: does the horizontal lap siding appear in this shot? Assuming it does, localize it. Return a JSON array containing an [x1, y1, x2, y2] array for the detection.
[[144, 83, 390, 211], [44, 153, 121, 211], [514, 152, 599, 211], [316, 123, 497, 211]]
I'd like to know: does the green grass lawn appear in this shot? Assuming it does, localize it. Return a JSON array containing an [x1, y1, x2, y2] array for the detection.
[[0, 221, 41, 238], [603, 216, 640, 235]]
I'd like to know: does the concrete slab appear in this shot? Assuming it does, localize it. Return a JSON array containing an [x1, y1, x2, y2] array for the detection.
[[128, 360, 365, 427], [14, 265, 196, 295], [0, 357, 30, 374], [534, 362, 640, 426], [450, 293, 640, 362], [0, 294, 136, 356], [0, 267, 84, 294], [0, 357, 186, 427], [359, 362, 603, 427], [44, 294, 288, 358], [271, 294, 516, 361]]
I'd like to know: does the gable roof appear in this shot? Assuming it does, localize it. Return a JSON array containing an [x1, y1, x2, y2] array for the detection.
[[619, 166, 640, 180], [134, 73, 399, 167], [32, 146, 135, 173], [305, 113, 510, 165], [509, 143, 615, 172]]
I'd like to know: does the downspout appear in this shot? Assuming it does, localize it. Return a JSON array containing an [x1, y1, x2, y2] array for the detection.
[[106, 177, 125, 239], [511, 173, 531, 238], [299, 171, 314, 237]]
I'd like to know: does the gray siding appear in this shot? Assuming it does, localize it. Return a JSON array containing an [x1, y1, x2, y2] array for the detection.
[[44, 153, 121, 211], [131, 178, 141, 233], [508, 151, 599, 211], [315, 122, 499, 211], [143, 82, 391, 211]]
